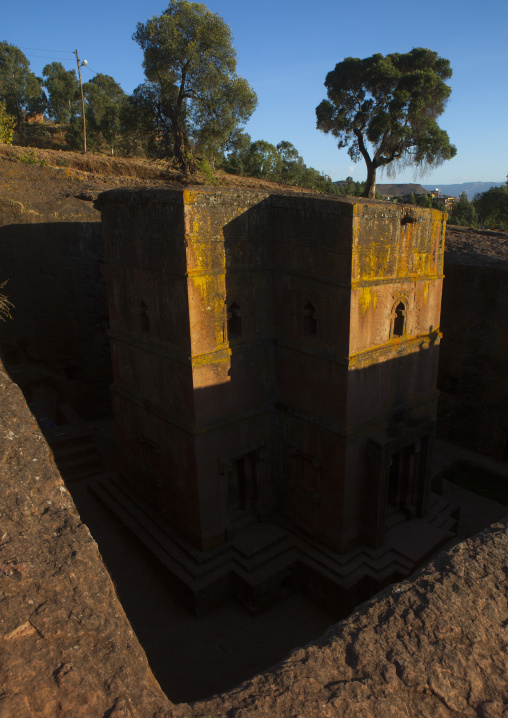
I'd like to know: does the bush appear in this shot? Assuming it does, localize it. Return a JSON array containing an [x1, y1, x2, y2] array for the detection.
[[0, 280, 13, 321], [0, 102, 16, 144], [20, 149, 47, 166]]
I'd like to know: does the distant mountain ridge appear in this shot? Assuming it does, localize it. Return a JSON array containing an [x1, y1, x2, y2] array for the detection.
[[374, 183, 430, 197], [422, 181, 504, 201], [335, 180, 505, 200]]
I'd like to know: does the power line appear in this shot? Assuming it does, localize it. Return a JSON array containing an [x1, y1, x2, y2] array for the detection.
[[25, 54, 77, 61], [82, 64, 99, 77], [16, 45, 74, 54]]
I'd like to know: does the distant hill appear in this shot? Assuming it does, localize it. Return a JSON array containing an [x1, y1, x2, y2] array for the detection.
[[422, 181, 504, 201], [375, 183, 431, 197], [334, 181, 432, 197]]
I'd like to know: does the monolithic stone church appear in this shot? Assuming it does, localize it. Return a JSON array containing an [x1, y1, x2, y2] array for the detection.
[[96, 188, 457, 612]]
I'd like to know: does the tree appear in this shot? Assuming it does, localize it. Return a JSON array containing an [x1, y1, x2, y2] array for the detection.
[[316, 48, 457, 198], [449, 192, 478, 227], [42, 62, 79, 125], [416, 193, 433, 208], [84, 74, 127, 154], [66, 74, 128, 155], [119, 82, 164, 157], [133, 0, 257, 173], [473, 179, 508, 231], [0, 102, 15, 144], [275, 141, 307, 185], [0, 43, 45, 126], [335, 176, 366, 197], [242, 140, 282, 180]]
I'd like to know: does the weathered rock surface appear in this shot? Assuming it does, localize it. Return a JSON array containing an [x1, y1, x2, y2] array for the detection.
[[181, 520, 508, 717], [0, 359, 173, 716], [2, 353, 508, 716]]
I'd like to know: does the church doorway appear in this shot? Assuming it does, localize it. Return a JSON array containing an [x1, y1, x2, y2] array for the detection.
[[228, 452, 258, 516], [386, 441, 425, 522]]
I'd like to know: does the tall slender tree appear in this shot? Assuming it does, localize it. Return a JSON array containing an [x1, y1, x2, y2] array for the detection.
[[133, 0, 257, 173]]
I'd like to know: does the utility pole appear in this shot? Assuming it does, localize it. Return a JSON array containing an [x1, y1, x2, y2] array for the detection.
[[75, 49, 87, 154]]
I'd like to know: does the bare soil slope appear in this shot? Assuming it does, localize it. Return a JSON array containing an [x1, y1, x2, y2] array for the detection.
[[0, 145, 315, 214]]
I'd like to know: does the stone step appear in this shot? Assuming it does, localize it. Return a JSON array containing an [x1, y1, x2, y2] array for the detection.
[[48, 434, 94, 452], [53, 446, 100, 471], [425, 494, 460, 532], [55, 457, 103, 482], [296, 538, 413, 586], [51, 439, 97, 460], [385, 509, 407, 530], [91, 478, 233, 583]]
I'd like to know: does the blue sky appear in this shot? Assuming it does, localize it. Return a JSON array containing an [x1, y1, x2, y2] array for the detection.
[[5, 0, 507, 185]]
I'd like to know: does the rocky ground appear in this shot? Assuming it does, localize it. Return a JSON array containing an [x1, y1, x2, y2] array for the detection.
[[0, 359, 173, 716]]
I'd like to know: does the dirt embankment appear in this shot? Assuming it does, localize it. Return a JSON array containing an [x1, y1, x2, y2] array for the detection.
[[0, 144, 316, 215], [445, 224, 508, 266]]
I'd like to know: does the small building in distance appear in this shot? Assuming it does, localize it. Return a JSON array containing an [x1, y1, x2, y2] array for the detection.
[[95, 188, 457, 612]]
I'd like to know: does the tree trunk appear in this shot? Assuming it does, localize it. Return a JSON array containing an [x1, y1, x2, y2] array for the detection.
[[353, 129, 377, 199], [363, 164, 377, 198], [173, 121, 189, 175]]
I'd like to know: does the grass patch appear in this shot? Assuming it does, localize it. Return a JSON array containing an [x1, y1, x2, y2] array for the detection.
[[443, 461, 508, 506], [20, 149, 47, 166]]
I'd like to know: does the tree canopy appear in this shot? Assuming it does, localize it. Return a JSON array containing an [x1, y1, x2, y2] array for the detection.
[[316, 48, 457, 197], [42, 62, 79, 124], [133, 0, 257, 172], [0, 42, 45, 126], [473, 179, 508, 231], [448, 191, 479, 227], [84, 74, 127, 154]]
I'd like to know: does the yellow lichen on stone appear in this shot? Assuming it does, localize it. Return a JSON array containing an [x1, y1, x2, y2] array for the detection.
[[358, 286, 377, 314], [183, 189, 196, 205]]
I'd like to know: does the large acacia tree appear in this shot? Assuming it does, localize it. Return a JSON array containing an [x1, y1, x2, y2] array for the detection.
[[133, 0, 257, 173], [316, 48, 457, 197]]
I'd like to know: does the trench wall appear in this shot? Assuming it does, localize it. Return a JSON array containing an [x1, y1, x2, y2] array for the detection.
[[0, 196, 111, 419]]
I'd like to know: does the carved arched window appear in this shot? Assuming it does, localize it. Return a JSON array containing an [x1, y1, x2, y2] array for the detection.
[[393, 301, 406, 337], [228, 303, 242, 339], [140, 301, 150, 333], [304, 303, 317, 336]]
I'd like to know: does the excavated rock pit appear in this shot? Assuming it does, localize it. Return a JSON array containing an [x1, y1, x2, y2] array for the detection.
[[1, 358, 508, 717]]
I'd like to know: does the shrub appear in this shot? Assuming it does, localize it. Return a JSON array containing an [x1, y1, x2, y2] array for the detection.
[[0, 102, 16, 144], [20, 149, 47, 166], [0, 280, 13, 321]]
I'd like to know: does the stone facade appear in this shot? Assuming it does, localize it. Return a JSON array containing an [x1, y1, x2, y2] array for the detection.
[[96, 188, 451, 609]]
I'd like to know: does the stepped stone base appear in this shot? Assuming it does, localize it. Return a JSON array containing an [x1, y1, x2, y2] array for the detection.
[[92, 477, 459, 614]]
